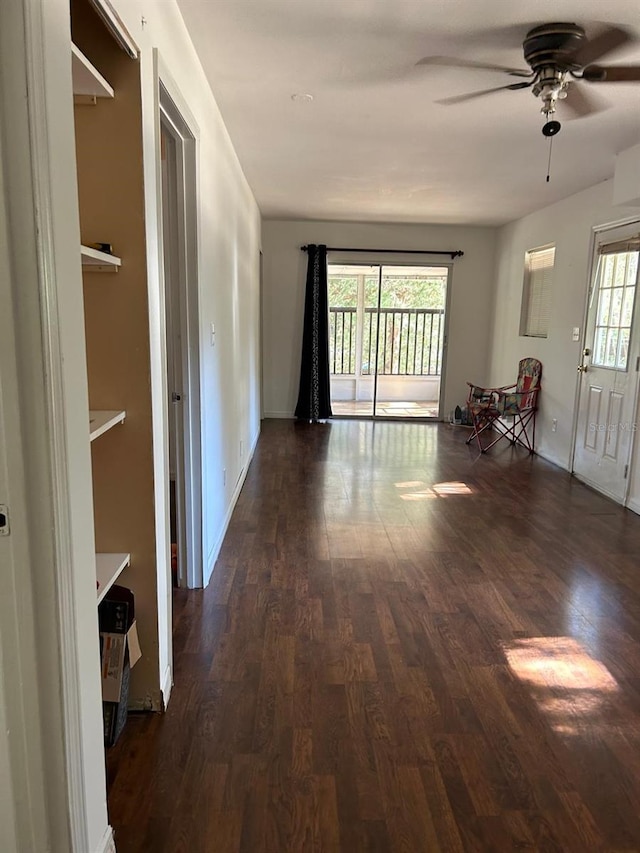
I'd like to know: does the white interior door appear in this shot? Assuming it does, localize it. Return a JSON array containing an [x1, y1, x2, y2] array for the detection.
[[573, 224, 640, 503]]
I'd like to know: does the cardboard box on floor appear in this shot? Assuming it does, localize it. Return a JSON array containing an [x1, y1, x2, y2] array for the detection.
[[100, 620, 141, 703], [99, 585, 142, 745]]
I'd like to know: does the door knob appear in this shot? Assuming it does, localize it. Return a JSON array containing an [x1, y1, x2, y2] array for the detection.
[[577, 365, 588, 373]]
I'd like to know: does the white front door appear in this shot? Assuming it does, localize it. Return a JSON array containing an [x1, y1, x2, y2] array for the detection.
[[573, 223, 640, 503]]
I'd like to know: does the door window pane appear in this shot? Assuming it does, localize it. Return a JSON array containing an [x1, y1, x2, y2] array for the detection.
[[377, 266, 447, 377], [617, 328, 630, 369], [594, 327, 607, 365], [610, 288, 623, 326], [622, 287, 635, 326], [605, 328, 619, 367], [592, 250, 638, 371], [596, 287, 611, 326], [328, 274, 358, 375]]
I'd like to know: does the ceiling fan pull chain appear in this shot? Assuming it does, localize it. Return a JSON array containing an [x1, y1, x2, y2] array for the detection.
[[546, 135, 554, 183]]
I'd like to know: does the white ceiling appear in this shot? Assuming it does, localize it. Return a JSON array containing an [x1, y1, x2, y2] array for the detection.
[[177, 0, 640, 226]]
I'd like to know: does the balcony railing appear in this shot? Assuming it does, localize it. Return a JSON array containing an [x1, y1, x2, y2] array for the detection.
[[329, 307, 444, 376]]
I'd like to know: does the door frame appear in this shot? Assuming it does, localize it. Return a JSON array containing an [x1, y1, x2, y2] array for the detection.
[[0, 119, 53, 853], [156, 60, 203, 591], [327, 256, 453, 420], [160, 114, 188, 590], [570, 215, 640, 504], [1, 0, 118, 848]]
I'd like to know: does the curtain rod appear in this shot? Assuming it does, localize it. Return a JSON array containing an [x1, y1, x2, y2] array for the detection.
[[300, 245, 464, 259]]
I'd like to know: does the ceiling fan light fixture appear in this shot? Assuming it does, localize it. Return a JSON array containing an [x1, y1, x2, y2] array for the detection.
[[532, 67, 570, 116], [428, 21, 639, 126]]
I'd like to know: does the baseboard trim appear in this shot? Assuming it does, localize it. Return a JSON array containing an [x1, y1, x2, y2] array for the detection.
[[264, 411, 294, 419], [626, 497, 640, 515], [204, 426, 261, 586], [127, 688, 162, 712], [572, 473, 623, 505], [536, 450, 638, 516], [533, 448, 568, 471], [95, 825, 116, 853], [160, 663, 173, 709]]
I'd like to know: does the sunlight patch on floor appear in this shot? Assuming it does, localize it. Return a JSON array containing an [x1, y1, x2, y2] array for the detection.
[[395, 480, 474, 500], [503, 636, 619, 735], [433, 481, 473, 496]]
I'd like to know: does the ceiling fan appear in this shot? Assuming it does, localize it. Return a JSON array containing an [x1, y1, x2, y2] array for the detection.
[[419, 23, 640, 136]]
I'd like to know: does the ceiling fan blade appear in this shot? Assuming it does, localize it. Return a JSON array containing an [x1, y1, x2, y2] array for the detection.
[[436, 80, 531, 106], [416, 55, 532, 77], [562, 83, 606, 118], [570, 25, 633, 66], [582, 64, 640, 82]]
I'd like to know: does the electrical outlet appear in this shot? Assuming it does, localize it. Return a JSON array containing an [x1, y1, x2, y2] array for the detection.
[[552, 418, 558, 433]]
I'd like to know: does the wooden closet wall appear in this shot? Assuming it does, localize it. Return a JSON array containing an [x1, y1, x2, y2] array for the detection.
[[72, 0, 161, 710]]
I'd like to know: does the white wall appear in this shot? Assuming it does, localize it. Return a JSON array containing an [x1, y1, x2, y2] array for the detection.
[[124, 0, 262, 585], [489, 179, 640, 469], [262, 220, 497, 419]]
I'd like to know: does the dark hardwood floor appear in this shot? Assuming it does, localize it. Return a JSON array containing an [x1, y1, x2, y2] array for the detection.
[[107, 419, 640, 852]]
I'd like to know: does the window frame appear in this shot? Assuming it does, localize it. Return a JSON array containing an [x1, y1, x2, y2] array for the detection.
[[519, 244, 556, 339]]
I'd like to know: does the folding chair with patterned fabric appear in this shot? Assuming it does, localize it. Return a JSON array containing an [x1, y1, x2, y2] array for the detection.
[[465, 358, 542, 454]]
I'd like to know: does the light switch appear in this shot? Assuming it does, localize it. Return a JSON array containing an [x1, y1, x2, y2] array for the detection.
[[572, 327, 580, 342], [210, 323, 216, 347]]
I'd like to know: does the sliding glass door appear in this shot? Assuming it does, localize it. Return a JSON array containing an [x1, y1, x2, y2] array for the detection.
[[328, 263, 449, 419]]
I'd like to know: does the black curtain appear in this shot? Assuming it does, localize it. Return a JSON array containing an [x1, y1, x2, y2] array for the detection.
[[294, 244, 333, 421]]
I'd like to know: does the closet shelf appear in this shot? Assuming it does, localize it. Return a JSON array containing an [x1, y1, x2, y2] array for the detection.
[[96, 553, 130, 604], [72, 43, 114, 100], [81, 245, 122, 272], [89, 410, 126, 442]]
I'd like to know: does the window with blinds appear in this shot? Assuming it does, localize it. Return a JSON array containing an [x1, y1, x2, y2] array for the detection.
[[591, 235, 640, 370], [520, 245, 555, 338]]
